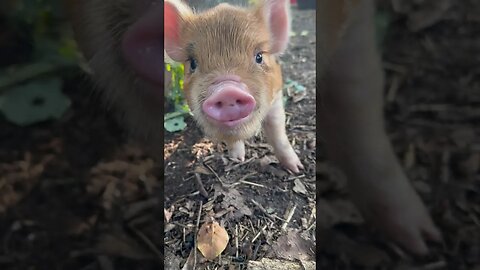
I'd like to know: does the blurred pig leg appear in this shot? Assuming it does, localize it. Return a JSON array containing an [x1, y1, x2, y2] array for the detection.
[[319, 0, 441, 255], [263, 94, 304, 173], [228, 140, 245, 162]]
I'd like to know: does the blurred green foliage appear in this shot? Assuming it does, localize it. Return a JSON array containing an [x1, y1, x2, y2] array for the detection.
[[0, 0, 80, 126], [0, 0, 187, 132], [164, 62, 190, 132]]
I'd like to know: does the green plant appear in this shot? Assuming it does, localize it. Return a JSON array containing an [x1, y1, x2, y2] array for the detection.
[[164, 62, 190, 132], [0, 0, 78, 126]]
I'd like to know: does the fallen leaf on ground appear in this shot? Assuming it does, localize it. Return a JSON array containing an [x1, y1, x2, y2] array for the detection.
[[214, 184, 252, 219], [293, 179, 308, 195], [197, 218, 230, 260]]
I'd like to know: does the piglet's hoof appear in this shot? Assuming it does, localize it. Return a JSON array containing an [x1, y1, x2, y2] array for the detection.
[[278, 151, 304, 174], [228, 141, 245, 162]]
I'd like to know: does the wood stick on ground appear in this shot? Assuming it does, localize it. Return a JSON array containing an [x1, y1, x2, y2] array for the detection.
[[251, 199, 285, 222], [235, 224, 239, 258], [205, 163, 225, 185], [281, 203, 297, 231], [194, 173, 209, 197], [193, 200, 203, 269], [251, 224, 268, 243]]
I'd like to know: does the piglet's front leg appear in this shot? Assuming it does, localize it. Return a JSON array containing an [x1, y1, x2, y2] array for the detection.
[[263, 93, 304, 173], [227, 140, 246, 162]]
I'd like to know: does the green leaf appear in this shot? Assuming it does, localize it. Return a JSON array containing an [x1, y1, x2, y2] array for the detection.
[[283, 79, 306, 93], [0, 78, 71, 126], [164, 116, 187, 132], [0, 60, 77, 92]]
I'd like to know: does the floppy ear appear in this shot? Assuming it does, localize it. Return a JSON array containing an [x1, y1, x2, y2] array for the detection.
[[256, 0, 291, 54], [164, 0, 193, 61]]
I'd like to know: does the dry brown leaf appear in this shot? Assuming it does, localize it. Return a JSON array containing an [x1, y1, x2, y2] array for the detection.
[[214, 184, 252, 219], [293, 179, 308, 195], [197, 219, 229, 260]]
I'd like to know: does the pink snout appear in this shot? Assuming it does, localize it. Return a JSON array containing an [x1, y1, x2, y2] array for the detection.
[[202, 84, 256, 127]]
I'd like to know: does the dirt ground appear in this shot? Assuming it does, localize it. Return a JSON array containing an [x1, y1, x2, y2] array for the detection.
[[0, 1, 479, 270]]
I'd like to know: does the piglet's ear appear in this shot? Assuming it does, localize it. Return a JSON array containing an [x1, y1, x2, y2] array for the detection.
[[164, 0, 192, 61], [258, 0, 291, 54]]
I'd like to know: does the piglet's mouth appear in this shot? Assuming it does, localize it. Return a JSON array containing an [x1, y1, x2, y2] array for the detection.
[[208, 114, 252, 128], [202, 78, 256, 128]]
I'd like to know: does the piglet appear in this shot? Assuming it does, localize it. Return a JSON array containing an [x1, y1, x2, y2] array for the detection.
[[164, 0, 304, 173]]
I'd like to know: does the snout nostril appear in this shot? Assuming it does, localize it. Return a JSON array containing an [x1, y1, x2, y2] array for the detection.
[[236, 99, 242, 105], [215, 101, 222, 108]]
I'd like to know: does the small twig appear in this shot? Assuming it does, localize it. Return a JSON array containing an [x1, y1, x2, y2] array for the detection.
[[205, 163, 224, 185], [239, 180, 266, 188], [281, 204, 297, 231], [193, 201, 203, 270], [224, 172, 258, 188], [224, 157, 255, 172], [251, 224, 268, 243], [194, 173, 209, 197], [183, 227, 186, 243], [235, 224, 239, 258], [251, 199, 285, 222], [252, 240, 262, 261], [285, 174, 306, 181], [305, 221, 315, 233]]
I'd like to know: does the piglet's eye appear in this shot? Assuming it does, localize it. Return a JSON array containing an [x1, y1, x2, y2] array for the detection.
[[255, 52, 263, 64], [189, 58, 197, 72]]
